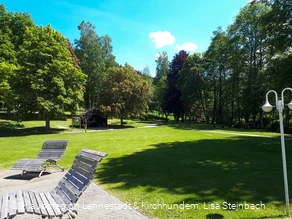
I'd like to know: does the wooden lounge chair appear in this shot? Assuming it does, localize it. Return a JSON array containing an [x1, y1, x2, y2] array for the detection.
[[0, 148, 107, 219], [10, 140, 69, 177]]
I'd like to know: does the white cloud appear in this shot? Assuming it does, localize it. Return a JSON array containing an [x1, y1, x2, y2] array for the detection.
[[175, 42, 198, 51], [149, 31, 175, 48]]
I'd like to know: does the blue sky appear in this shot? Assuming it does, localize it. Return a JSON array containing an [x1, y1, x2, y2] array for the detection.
[[2, 0, 249, 76]]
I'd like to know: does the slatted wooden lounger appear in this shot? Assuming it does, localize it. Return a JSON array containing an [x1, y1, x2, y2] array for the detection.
[[10, 140, 69, 177], [0, 148, 107, 219]]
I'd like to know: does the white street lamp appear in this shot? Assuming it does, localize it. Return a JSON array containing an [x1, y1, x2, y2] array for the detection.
[[262, 88, 292, 217]]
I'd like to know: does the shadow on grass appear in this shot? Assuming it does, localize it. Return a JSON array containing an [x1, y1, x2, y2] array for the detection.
[[206, 214, 224, 219], [165, 122, 280, 134], [97, 136, 291, 218], [0, 120, 24, 129], [0, 121, 66, 137], [106, 124, 135, 129]]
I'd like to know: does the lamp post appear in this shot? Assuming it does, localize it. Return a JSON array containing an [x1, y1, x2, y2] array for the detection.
[[262, 88, 292, 217]]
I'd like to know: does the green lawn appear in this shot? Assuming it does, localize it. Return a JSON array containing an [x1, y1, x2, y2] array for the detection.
[[0, 120, 291, 218], [0, 118, 149, 137]]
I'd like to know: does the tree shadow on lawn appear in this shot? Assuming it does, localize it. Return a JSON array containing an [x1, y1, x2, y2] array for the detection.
[[0, 120, 66, 137], [166, 122, 282, 135], [97, 136, 291, 215]]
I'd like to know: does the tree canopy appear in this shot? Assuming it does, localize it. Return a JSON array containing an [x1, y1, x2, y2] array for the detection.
[[14, 25, 86, 128], [100, 64, 152, 125], [164, 50, 188, 122], [74, 21, 117, 109], [0, 5, 86, 129]]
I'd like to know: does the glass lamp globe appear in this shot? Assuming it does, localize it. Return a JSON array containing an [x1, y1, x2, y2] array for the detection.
[[288, 100, 292, 110], [262, 100, 273, 112]]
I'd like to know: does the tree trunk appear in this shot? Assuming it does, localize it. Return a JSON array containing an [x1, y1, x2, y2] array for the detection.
[[259, 110, 263, 129], [237, 79, 241, 125], [231, 80, 235, 125], [89, 95, 92, 109], [45, 118, 50, 130], [164, 113, 169, 121], [120, 117, 123, 127], [181, 110, 185, 122], [84, 93, 90, 109], [6, 105, 11, 117], [212, 78, 217, 124], [218, 69, 223, 124], [175, 112, 180, 122]]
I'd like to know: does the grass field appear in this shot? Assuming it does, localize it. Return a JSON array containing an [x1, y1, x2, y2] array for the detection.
[[0, 119, 291, 218]]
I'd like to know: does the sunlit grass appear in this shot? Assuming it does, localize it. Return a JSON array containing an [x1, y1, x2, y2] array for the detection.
[[21, 119, 72, 129], [0, 120, 290, 218]]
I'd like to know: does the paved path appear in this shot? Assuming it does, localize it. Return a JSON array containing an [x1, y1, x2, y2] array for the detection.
[[0, 170, 148, 219]]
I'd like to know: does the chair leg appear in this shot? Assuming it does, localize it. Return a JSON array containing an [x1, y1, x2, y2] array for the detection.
[[21, 170, 26, 176], [38, 166, 47, 177], [67, 209, 78, 219], [49, 160, 65, 171], [55, 163, 65, 171]]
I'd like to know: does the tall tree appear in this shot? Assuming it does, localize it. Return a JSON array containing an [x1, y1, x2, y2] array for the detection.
[[152, 76, 167, 115], [178, 53, 210, 122], [0, 33, 17, 111], [67, 40, 80, 69], [259, 0, 292, 52], [205, 27, 229, 124], [74, 21, 116, 109], [231, 3, 270, 123], [142, 65, 151, 77], [258, 0, 292, 128], [100, 34, 118, 69], [0, 7, 17, 110], [151, 52, 169, 114], [100, 64, 152, 125], [154, 51, 169, 85], [226, 24, 246, 124], [164, 50, 188, 122], [14, 25, 86, 129], [259, 0, 292, 88], [0, 5, 34, 113]]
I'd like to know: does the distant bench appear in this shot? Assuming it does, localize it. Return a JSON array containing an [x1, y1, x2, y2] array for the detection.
[[240, 122, 252, 129]]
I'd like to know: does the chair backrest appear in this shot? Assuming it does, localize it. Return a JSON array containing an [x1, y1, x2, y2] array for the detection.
[[37, 140, 69, 160], [50, 149, 107, 209]]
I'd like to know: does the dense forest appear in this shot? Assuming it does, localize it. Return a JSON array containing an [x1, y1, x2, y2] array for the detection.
[[0, 0, 291, 130], [152, 0, 292, 130]]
